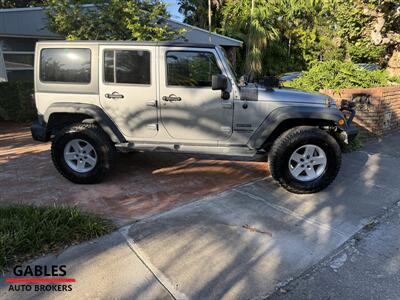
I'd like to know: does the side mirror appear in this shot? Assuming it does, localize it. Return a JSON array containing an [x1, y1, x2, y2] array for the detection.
[[212, 74, 228, 91]]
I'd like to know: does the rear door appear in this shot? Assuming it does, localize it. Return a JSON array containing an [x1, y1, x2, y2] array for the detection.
[[159, 47, 234, 142], [99, 45, 158, 139]]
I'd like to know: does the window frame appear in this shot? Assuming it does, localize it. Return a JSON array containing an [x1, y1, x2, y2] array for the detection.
[[2, 51, 34, 71], [102, 49, 152, 87], [165, 50, 224, 89], [39, 48, 92, 85]]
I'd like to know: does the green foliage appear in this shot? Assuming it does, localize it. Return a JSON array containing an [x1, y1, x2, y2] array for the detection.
[[45, 0, 183, 41], [0, 0, 44, 8], [0, 204, 114, 272], [221, 0, 277, 79], [179, 0, 398, 77], [178, 0, 224, 32], [286, 60, 389, 91], [347, 38, 385, 63], [0, 81, 36, 122]]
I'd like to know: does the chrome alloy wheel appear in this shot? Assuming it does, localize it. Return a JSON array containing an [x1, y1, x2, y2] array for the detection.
[[63, 139, 97, 173], [288, 144, 327, 182]]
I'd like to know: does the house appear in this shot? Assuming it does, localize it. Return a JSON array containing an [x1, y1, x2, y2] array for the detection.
[[0, 6, 242, 82]]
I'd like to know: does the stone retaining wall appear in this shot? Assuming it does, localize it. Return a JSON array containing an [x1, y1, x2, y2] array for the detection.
[[321, 86, 400, 135]]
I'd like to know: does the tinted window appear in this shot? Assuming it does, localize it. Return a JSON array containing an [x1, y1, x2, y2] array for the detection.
[[40, 48, 91, 83], [104, 50, 150, 84], [166, 51, 221, 87]]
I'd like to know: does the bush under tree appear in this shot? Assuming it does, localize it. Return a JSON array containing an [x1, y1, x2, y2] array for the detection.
[[285, 60, 395, 92]]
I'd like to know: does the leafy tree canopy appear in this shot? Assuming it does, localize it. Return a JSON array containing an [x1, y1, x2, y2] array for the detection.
[[45, 0, 183, 41], [0, 0, 44, 8], [179, 0, 400, 78]]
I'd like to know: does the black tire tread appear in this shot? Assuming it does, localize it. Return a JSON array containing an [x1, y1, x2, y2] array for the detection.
[[51, 123, 115, 184], [268, 126, 341, 194]]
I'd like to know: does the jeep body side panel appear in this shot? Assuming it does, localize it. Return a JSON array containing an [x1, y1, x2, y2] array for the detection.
[[248, 106, 344, 149], [44, 103, 126, 143]]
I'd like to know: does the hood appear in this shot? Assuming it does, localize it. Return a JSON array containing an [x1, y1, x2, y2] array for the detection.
[[257, 87, 329, 105]]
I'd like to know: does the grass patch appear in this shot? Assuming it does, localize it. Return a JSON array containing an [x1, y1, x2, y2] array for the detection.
[[0, 205, 114, 273]]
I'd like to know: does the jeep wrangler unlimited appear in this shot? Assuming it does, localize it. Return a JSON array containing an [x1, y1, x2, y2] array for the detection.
[[31, 41, 357, 194]]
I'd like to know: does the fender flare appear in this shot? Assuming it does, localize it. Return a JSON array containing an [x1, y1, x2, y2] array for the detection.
[[248, 105, 345, 149], [44, 102, 126, 143]]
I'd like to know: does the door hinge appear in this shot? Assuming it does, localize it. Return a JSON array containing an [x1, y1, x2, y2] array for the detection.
[[147, 124, 158, 130], [146, 100, 157, 107], [221, 126, 232, 134], [221, 102, 233, 109]]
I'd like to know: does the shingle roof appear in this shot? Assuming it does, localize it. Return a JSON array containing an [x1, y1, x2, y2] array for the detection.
[[0, 6, 242, 47]]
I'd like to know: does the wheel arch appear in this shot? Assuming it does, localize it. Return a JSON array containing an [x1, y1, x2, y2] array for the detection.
[[248, 106, 344, 150], [44, 103, 126, 143]]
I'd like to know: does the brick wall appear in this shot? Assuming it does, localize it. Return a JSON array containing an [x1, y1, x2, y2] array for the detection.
[[320, 86, 400, 135]]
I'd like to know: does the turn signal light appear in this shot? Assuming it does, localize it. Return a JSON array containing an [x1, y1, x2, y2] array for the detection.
[[338, 119, 346, 126]]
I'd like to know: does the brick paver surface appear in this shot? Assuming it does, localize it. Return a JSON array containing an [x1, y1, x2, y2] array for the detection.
[[0, 122, 268, 225]]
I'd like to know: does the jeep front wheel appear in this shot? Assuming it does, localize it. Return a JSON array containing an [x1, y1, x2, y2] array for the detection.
[[51, 123, 115, 184], [268, 126, 341, 194]]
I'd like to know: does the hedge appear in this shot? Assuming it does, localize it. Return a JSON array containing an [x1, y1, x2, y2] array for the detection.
[[284, 60, 399, 92], [0, 81, 36, 122]]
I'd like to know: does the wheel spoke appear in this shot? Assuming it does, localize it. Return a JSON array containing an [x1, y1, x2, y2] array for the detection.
[[305, 167, 317, 178], [82, 143, 93, 153], [71, 140, 82, 153], [64, 152, 77, 161], [291, 164, 305, 177], [291, 152, 304, 163], [76, 159, 86, 171], [85, 155, 96, 167], [305, 145, 315, 157], [313, 156, 327, 166]]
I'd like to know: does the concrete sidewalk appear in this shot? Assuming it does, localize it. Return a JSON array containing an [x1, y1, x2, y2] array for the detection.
[[1, 130, 400, 299], [269, 201, 400, 300]]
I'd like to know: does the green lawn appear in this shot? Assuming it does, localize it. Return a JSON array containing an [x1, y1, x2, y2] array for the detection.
[[0, 204, 114, 272]]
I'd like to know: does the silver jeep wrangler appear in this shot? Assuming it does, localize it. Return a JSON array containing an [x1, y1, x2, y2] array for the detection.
[[31, 41, 357, 194]]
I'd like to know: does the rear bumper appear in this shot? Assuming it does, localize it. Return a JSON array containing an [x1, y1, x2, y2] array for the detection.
[[31, 118, 49, 142]]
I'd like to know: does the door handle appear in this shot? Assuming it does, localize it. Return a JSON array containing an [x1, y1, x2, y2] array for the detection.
[[162, 94, 182, 102], [105, 91, 124, 99]]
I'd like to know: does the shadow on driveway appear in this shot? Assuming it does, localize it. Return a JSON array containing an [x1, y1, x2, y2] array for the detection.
[[0, 122, 267, 225]]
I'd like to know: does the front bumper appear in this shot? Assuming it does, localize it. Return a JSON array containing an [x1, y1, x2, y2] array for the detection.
[[338, 100, 358, 143], [31, 118, 49, 142]]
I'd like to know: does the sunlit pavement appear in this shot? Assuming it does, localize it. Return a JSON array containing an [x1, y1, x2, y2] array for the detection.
[[1, 125, 400, 299]]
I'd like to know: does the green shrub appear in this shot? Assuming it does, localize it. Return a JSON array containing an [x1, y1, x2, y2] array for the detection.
[[0, 81, 36, 122], [285, 60, 391, 92]]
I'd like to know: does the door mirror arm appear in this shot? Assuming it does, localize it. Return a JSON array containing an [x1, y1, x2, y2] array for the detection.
[[221, 91, 230, 100]]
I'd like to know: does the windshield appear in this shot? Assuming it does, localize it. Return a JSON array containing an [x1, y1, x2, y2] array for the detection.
[[218, 46, 238, 84]]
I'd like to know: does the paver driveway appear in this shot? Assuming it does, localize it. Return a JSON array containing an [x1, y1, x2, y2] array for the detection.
[[0, 122, 267, 225]]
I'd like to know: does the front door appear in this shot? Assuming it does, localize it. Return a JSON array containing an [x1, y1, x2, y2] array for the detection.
[[99, 45, 158, 139], [159, 47, 234, 142]]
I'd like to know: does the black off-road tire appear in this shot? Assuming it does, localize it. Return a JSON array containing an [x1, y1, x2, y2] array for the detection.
[[268, 126, 341, 194], [51, 123, 115, 184]]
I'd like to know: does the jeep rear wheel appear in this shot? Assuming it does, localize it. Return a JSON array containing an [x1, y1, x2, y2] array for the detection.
[[51, 123, 115, 184], [268, 126, 341, 194]]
